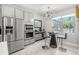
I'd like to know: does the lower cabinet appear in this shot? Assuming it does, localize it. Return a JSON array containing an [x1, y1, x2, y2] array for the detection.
[[24, 39, 35, 46], [34, 34, 42, 41], [8, 40, 24, 54], [15, 40, 24, 51]]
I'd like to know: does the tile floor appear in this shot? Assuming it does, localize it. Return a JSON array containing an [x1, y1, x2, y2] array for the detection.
[[12, 39, 79, 55]]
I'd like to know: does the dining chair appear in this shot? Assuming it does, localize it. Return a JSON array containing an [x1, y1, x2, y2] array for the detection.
[[57, 33, 67, 49]]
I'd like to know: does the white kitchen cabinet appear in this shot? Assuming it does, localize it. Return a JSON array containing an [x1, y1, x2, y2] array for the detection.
[[24, 39, 31, 45], [24, 39, 35, 46], [24, 12, 34, 24], [24, 12, 29, 24], [15, 40, 24, 51], [2, 5, 24, 19], [15, 9, 24, 19], [34, 34, 42, 41], [2, 5, 14, 17], [16, 19, 24, 40]]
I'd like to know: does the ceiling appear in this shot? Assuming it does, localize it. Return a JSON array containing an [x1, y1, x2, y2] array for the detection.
[[14, 4, 76, 14]]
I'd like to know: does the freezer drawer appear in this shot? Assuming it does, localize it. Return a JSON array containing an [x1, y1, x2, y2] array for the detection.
[[15, 40, 24, 51]]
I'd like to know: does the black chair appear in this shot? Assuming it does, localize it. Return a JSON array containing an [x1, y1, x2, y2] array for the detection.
[[57, 33, 67, 48]]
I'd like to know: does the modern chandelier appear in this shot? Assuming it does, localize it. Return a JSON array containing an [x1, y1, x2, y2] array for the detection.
[[43, 6, 53, 19]]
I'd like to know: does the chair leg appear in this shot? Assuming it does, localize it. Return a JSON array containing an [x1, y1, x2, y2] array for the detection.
[[58, 38, 61, 45], [61, 39, 63, 47], [57, 38, 60, 45], [59, 38, 61, 43]]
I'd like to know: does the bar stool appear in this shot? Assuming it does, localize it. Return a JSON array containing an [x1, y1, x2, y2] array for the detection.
[[57, 33, 67, 51], [42, 31, 50, 49]]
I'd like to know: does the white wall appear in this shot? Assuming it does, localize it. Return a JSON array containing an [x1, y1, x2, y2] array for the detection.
[[53, 8, 75, 17], [71, 18, 79, 45]]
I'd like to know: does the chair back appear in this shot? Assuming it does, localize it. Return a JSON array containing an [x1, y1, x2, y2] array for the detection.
[[64, 33, 67, 39]]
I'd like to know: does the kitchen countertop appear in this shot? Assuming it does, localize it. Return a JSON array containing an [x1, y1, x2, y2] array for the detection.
[[35, 31, 45, 34]]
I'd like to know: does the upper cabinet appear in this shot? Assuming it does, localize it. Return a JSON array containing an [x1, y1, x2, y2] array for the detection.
[[24, 12, 34, 24], [2, 5, 24, 19], [15, 9, 24, 19], [2, 5, 14, 17]]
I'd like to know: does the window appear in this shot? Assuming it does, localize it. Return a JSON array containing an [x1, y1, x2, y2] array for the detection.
[[53, 17, 62, 32], [52, 14, 75, 33], [62, 16, 75, 33]]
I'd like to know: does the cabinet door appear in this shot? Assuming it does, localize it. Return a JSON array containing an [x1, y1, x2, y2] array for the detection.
[[24, 12, 29, 24], [2, 5, 14, 17], [16, 19, 24, 40], [8, 41, 16, 54], [34, 34, 42, 40], [15, 9, 23, 19], [15, 40, 24, 51], [24, 12, 33, 24]]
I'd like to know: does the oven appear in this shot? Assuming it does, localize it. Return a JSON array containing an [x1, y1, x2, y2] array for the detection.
[[26, 32, 33, 38]]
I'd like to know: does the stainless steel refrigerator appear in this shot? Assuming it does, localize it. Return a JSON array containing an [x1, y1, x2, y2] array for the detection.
[[2, 16, 24, 54]]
